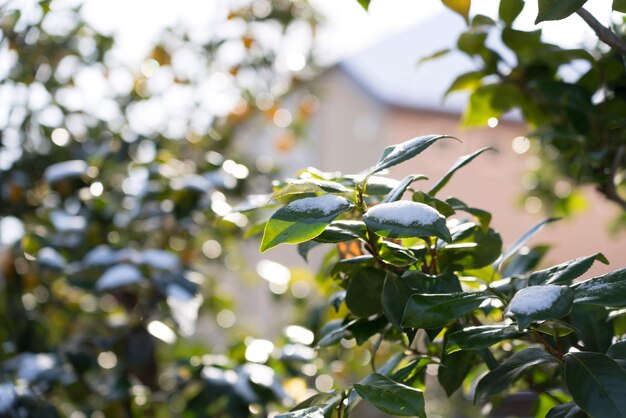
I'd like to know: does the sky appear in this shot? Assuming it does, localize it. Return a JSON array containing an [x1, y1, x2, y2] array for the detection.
[[77, 0, 617, 66]]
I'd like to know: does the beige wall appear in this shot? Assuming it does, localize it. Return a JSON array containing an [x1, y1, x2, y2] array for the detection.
[[312, 71, 625, 277]]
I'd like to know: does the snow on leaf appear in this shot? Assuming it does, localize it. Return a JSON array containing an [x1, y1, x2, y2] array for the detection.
[[284, 194, 351, 217], [508, 285, 564, 315], [96, 264, 143, 291], [43, 160, 88, 183]]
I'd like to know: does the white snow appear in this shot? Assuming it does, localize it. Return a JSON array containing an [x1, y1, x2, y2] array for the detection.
[[285, 194, 350, 216], [43, 160, 88, 183], [508, 285, 563, 315], [364, 201, 439, 226], [140, 249, 180, 270], [96, 263, 142, 291], [37, 247, 66, 269], [50, 211, 86, 232], [0, 383, 16, 412]]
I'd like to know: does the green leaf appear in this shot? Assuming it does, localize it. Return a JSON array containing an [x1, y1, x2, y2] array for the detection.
[[614, 0, 626, 13], [446, 325, 524, 354], [502, 27, 542, 56], [429, 147, 495, 196], [315, 221, 367, 243], [316, 319, 353, 347], [528, 253, 609, 286], [607, 340, 626, 368], [572, 268, 626, 308], [564, 352, 626, 418], [546, 402, 586, 418], [571, 268, 626, 307], [446, 197, 492, 229], [506, 285, 574, 330], [378, 241, 418, 267], [499, 0, 524, 25], [272, 179, 349, 200], [260, 195, 353, 252], [417, 48, 450, 65], [532, 320, 577, 338], [347, 315, 388, 345], [368, 135, 457, 176], [457, 31, 488, 55], [438, 225, 502, 271], [462, 83, 524, 126], [442, 0, 471, 23], [536, 0, 588, 23], [357, 0, 370, 11], [382, 272, 415, 330], [475, 348, 557, 401], [353, 373, 426, 417], [402, 292, 490, 329], [495, 217, 559, 270], [382, 174, 428, 203], [412, 191, 456, 217], [345, 267, 385, 317], [570, 303, 613, 353], [444, 71, 484, 97], [363, 201, 451, 242], [438, 349, 477, 396]]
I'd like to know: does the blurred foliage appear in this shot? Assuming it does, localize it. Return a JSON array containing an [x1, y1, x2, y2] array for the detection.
[[0, 0, 332, 416], [437, 0, 626, 224], [250, 134, 626, 418]]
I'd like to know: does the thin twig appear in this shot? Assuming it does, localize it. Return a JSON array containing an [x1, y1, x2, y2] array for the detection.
[[576, 8, 626, 54]]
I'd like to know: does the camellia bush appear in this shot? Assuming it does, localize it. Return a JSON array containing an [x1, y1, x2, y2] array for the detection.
[[251, 135, 626, 417]]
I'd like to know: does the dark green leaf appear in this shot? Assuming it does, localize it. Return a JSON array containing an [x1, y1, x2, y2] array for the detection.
[[496, 217, 559, 270], [429, 147, 495, 196], [348, 315, 388, 345], [261, 195, 353, 252], [546, 402, 587, 418], [378, 241, 418, 267], [297, 240, 321, 262], [438, 225, 503, 271], [607, 340, 626, 368], [446, 325, 525, 354], [501, 244, 550, 277], [382, 273, 412, 330], [353, 373, 426, 417], [564, 352, 626, 418], [317, 319, 353, 347], [506, 285, 574, 330], [382, 174, 428, 203], [368, 135, 457, 176], [438, 349, 477, 396], [412, 191, 455, 217], [571, 268, 626, 307], [528, 253, 609, 286], [446, 197, 492, 229], [475, 348, 556, 401], [315, 221, 366, 243], [570, 304, 613, 353], [536, 0, 588, 23], [499, 0, 525, 25], [502, 27, 542, 56], [532, 320, 577, 338], [272, 179, 349, 200], [345, 267, 385, 317], [402, 292, 490, 329], [442, 0, 471, 23], [614, 0, 626, 13], [363, 201, 451, 242], [458, 31, 488, 55]]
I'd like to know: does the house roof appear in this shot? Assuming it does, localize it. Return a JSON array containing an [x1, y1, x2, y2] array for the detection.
[[337, 12, 475, 114]]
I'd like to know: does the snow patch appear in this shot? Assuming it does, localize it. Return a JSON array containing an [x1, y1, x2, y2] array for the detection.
[[285, 194, 350, 216], [43, 160, 87, 183], [96, 264, 142, 291], [364, 201, 439, 226], [508, 285, 563, 315]]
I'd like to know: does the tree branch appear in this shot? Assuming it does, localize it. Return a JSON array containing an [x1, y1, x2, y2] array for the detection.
[[576, 8, 626, 54], [599, 145, 626, 211]]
